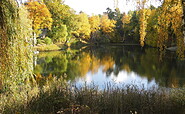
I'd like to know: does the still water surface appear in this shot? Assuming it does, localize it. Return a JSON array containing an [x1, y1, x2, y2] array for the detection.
[[34, 46, 185, 88]]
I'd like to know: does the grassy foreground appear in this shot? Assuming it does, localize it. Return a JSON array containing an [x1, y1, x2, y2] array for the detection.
[[0, 77, 185, 114]]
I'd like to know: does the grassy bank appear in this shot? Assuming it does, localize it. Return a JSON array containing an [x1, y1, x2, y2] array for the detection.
[[34, 44, 61, 51], [34, 41, 140, 52], [1, 77, 184, 114]]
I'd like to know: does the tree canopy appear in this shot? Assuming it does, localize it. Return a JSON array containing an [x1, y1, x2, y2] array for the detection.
[[25, 1, 53, 31]]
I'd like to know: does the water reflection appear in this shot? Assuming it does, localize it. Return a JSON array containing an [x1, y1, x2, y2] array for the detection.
[[76, 69, 157, 89], [34, 46, 185, 88]]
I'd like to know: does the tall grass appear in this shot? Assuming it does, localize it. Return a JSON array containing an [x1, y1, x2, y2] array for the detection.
[[0, 77, 185, 114], [27, 81, 185, 113]]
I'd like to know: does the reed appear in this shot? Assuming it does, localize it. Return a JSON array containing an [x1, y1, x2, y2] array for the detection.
[[0, 77, 185, 114]]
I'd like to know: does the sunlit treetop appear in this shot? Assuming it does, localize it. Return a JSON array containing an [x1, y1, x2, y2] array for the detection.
[[89, 15, 101, 33], [75, 12, 91, 39], [25, 0, 53, 30], [100, 15, 116, 34]]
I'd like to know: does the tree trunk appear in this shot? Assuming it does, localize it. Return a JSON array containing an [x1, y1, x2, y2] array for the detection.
[[33, 32, 37, 46]]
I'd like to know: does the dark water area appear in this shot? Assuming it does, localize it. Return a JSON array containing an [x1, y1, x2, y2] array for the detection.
[[34, 46, 185, 89]]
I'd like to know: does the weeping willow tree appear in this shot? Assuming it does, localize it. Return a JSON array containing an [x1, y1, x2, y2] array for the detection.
[[0, 0, 33, 90], [158, 0, 185, 58]]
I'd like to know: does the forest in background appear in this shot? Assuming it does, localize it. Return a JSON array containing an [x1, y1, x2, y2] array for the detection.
[[21, 0, 185, 58]]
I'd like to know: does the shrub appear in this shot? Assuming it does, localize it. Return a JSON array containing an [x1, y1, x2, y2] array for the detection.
[[37, 39, 44, 44], [44, 37, 52, 45]]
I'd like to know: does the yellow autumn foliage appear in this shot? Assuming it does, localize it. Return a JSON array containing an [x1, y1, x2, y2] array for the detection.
[[158, 0, 184, 58], [139, 9, 151, 46], [75, 13, 91, 39], [122, 14, 131, 25], [89, 15, 101, 33], [25, 1, 53, 31], [100, 15, 116, 34]]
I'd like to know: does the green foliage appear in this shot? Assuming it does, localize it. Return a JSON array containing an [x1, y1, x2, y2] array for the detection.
[[145, 8, 159, 47], [121, 11, 140, 43], [44, 37, 52, 45], [43, 0, 76, 42], [0, 0, 33, 91], [52, 24, 68, 43], [37, 37, 53, 45], [106, 8, 124, 42], [75, 13, 91, 39], [35, 44, 60, 51], [37, 39, 43, 44]]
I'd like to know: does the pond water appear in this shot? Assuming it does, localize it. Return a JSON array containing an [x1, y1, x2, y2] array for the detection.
[[34, 46, 185, 89]]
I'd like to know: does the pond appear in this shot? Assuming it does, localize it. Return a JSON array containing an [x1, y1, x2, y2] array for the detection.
[[34, 46, 185, 89]]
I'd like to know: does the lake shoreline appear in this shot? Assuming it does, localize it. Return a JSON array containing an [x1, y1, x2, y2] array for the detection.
[[35, 42, 143, 52]]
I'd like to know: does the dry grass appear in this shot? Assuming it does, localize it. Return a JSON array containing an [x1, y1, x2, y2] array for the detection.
[[0, 77, 185, 114], [27, 81, 185, 114]]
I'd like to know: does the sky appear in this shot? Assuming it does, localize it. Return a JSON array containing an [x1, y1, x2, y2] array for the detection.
[[64, 0, 136, 15], [64, 0, 162, 15], [76, 68, 158, 90], [19, 0, 161, 16], [18, 0, 135, 15]]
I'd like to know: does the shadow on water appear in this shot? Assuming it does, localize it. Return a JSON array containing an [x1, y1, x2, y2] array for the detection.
[[34, 46, 185, 88]]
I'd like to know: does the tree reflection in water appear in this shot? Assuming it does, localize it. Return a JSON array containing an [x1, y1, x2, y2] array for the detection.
[[34, 46, 185, 88]]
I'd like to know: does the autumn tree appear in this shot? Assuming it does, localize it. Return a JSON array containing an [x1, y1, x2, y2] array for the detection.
[[139, 8, 151, 46], [43, 0, 77, 43], [134, 0, 150, 46], [122, 13, 132, 40], [125, 0, 162, 46], [158, 0, 184, 58], [100, 14, 116, 39], [89, 15, 101, 33], [25, 0, 52, 45], [75, 12, 91, 39], [89, 15, 101, 40]]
